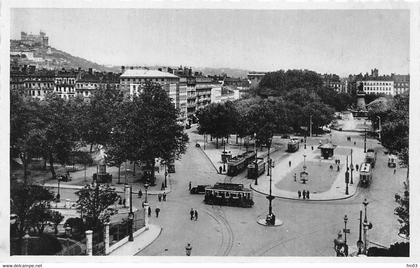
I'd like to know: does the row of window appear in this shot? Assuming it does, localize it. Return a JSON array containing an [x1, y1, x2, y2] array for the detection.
[[365, 81, 393, 86]]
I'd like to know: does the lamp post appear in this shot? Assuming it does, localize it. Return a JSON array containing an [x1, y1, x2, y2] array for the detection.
[[164, 161, 168, 189], [254, 133, 258, 186], [362, 198, 370, 255], [266, 158, 275, 222], [350, 149, 354, 184], [303, 154, 307, 170], [345, 155, 349, 195], [266, 138, 272, 176], [357, 210, 363, 255], [57, 176, 61, 202], [65, 226, 71, 250], [128, 185, 134, 241], [309, 114, 313, 138], [144, 183, 149, 204], [364, 127, 367, 153], [343, 215, 349, 256]]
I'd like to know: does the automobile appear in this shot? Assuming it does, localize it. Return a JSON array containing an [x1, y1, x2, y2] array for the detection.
[[190, 185, 210, 194], [281, 134, 290, 139]]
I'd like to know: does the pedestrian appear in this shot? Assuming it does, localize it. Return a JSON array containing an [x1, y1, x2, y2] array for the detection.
[[219, 166, 223, 174], [161, 182, 165, 190], [289, 160, 291, 167], [163, 192, 167, 201], [311, 146, 314, 150], [302, 190, 306, 200], [190, 208, 194, 220], [306, 191, 310, 199], [138, 189, 143, 198], [356, 164, 359, 171], [330, 165, 333, 170], [194, 210, 198, 221], [189, 181, 192, 191], [155, 207, 160, 218], [148, 206, 152, 217], [394, 168, 396, 175], [294, 173, 297, 182], [158, 194, 162, 202], [298, 190, 301, 199], [123, 199, 126, 207], [337, 165, 340, 172], [185, 243, 192, 256], [354, 141, 356, 146]]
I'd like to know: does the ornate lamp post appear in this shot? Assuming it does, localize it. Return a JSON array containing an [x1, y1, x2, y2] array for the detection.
[[362, 198, 373, 255], [364, 127, 367, 153], [266, 158, 276, 225], [254, 133, 258, 186], [357, 210, 363, 255], [144, 183, 149, 204], [343, 215, 349, 256], [350, 149, 354, 185], [128, 185, 134, 242], [345, 156, 349, 195]]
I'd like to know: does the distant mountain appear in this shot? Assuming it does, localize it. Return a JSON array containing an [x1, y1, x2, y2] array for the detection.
[[193, 67, 251, 78], [10, 41, 120, 73]]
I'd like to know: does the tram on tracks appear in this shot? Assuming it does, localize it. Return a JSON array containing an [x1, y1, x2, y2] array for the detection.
[[247, 157, 266, 180], [204, 183, 254, 208], [365, 149, 376, 168], [359, 162, 373, 187], [226, 151, 256, 176], [287, 138, 300, 152]]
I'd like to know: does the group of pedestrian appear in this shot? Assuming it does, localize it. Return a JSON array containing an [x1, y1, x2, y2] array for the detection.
[[297, 190, 310, 199], [146, 206, 161, 218], [190, 208, 198, 221], [158, 192, 167, 202]]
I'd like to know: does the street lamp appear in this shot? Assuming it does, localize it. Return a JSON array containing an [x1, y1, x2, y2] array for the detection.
[[57, 176, 61, 202], [144, 183, 149, 204], [357, 210, 363, 255], [350, 149, 354, 184], [303, 154, 307, 170], [343, 215, 349, 257], [364, 127, 367, 153], [362, 198, 373, 255], [128, 185, 134, 241], [345, 167, 349, 195], [265, 151, 276, 226], [254, 133, 258, 186]]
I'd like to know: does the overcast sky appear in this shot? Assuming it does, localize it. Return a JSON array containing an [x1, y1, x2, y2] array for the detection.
[[11, 8, 409, 76]]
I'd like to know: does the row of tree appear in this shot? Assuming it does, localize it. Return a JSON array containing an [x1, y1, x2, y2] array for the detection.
[[196, 87, 336, 148], [10, 82, 188, 184]]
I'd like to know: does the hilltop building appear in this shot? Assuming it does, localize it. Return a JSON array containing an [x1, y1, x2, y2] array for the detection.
[[20, 31, 49, 47]]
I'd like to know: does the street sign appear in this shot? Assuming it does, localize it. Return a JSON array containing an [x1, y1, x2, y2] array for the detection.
[[343, 228, 350, 234]]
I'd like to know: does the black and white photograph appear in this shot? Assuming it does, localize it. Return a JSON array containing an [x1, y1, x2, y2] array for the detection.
[[1, 0, 419, 265]]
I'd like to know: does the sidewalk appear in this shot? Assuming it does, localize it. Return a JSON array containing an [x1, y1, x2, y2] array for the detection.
[[109, 224, 162, 256]]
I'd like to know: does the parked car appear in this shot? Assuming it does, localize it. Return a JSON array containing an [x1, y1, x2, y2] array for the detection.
[[190, 185, 210, 194]]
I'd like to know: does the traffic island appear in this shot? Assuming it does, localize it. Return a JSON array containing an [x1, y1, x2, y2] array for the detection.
[[256, 215, 283, 227]]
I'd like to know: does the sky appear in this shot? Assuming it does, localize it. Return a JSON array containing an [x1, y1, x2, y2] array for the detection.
[[11, 8, 410, 76]]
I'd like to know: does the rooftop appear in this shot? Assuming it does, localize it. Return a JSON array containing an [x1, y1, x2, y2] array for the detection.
[[120, 69, 179, 79]]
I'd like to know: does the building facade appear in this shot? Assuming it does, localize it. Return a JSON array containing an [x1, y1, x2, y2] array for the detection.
[[120, 68, 187, 124], [392, 74, 410, 95], [359, 80, 395, 96], [20, 31, 49, 47]]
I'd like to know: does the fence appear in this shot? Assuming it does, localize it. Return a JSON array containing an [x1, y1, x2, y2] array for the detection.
[[109, 210, 145, 247]]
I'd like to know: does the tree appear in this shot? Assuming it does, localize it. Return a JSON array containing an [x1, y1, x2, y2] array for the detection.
[[27, 203, 52, 235], [76, 183, 119, 233], [10, 90, 45, 184], [302, 101, 335, 134], [247, 99, 279, 148], [50, 210, 64, 235], [77, 85, 124, 152], [10, 182, 55, 241], [39, 93, 79, 180]]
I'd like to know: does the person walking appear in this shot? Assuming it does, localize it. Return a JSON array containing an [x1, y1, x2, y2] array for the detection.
[[185, 243, 192, 256], [138, 189, 143, 199], [311, 146, 314, 150], [189, 181, 192, 191], [289, 160, 291, 167], [298, 190, 301, 199], [302, 190, 306, 200], [194, 210, 198, 221], [190, 208, 194, 220], [161, 182, 165, 190], [219, 166, 223, 174], [148, 206, 152, 217], [158, 194, 162, 202], [306, 191, 310, 199], [155, 207, 160, 218], [163, 192, 167, 201], [394, 168, 396, 175], [356, 164, 359, 171], [294, 173, 297, 182]]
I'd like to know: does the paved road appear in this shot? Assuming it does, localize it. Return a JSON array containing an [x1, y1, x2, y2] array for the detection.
[[135, 125, 406, 256]]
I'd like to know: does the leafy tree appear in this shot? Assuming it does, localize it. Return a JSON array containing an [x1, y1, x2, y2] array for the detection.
[[39, 93, 79, 180], [247, 99, 279, 148], [77, 85, 124, 151], [50, 210, 64, 235], [302, 101, 335, 134], [10, 90, 45, 183], [76, 183, 119, 233], [27, 203, 52, 235], [10, 182, 55, 240]]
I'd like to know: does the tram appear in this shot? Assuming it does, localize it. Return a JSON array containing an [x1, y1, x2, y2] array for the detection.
[[365, 149, 376, 168], [204, 183, 254, 208], [247, 157, 266, 180], [388, 154, 397, 168], [287, 138, 300, 152], [359, 162, 373, 187], [226, 151, 256, 176]]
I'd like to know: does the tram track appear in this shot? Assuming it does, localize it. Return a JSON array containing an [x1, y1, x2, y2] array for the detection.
[[203, 206, 235, 256]]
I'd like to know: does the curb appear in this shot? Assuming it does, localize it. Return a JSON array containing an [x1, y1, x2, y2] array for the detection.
[[249, 183, 358, 202], [197, 146, 221, 174], [135, 226, 163, 255]]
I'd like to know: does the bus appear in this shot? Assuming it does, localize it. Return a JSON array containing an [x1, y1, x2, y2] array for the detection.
[[204, 183, 254, 208], [247, 157, 266, 180], [287, 138, 300, 152], [365, 150, 376, 168], [359, 163, 372, 187], [226, 151, 256, 176]]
